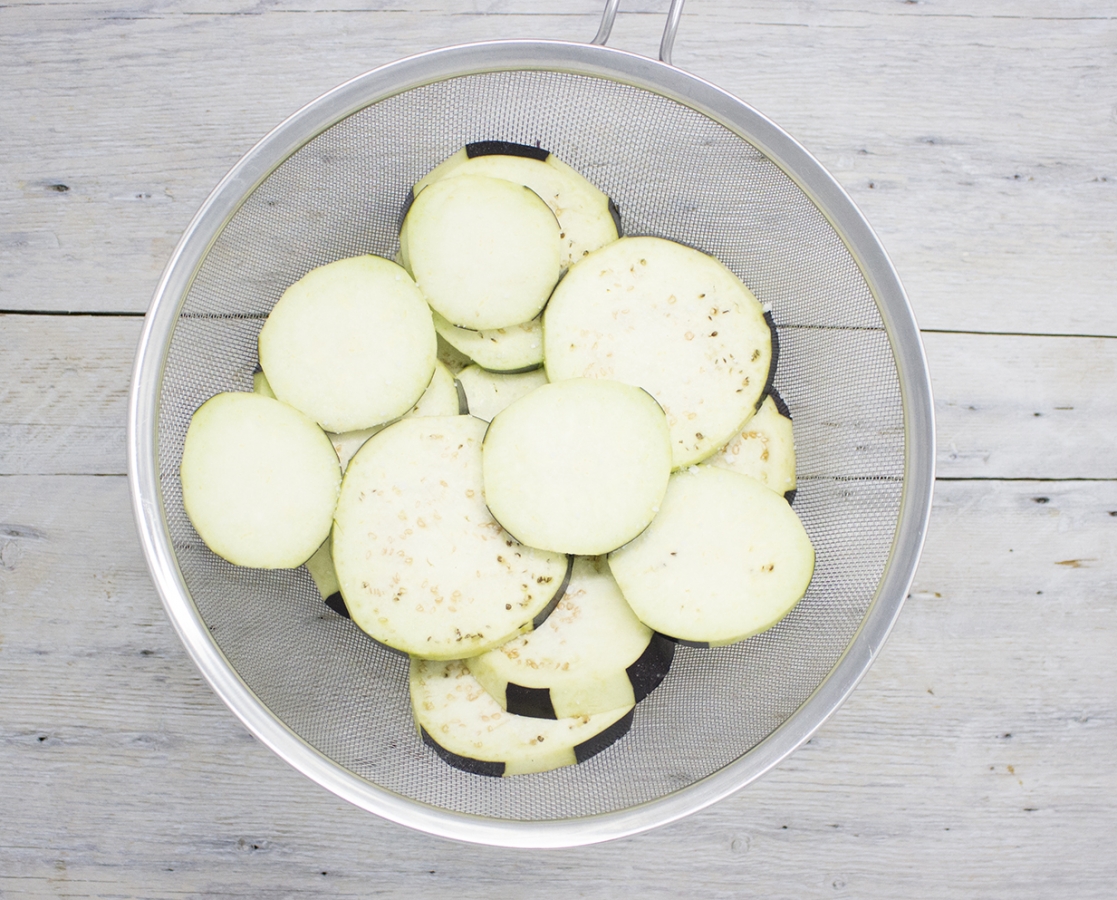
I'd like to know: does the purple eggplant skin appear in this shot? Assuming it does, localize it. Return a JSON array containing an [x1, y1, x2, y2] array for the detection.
[[480, 363, 545, 376], [531, 555, 574, 630], [398, 187, 415, 231], [627, 632, 676, 703], [573, 708, 635, 764], [421, 727, 506, 777], [758, 310, 779, 411], [501, 630, 676, 720], [504, 683, 558, 720], [420, 706, 635, 776], [466, 140, 549, 161], [608, 197, 623, 237], [324, 591, 349, 619], [454, 378, 470, 415], [768, 386, 792, 421]]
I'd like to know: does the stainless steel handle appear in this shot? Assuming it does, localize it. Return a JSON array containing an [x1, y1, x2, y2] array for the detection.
[[591, 0, 686, 66]]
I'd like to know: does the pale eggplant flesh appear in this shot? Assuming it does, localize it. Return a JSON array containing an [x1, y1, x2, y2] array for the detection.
[[419, 709, 636, 777], [500, 632, 676, 719]]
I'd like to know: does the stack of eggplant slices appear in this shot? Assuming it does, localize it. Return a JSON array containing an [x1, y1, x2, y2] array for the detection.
[[180, 142, 815, 777]]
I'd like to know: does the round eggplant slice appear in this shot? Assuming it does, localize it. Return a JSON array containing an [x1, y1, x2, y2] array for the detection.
[[332, 415, 569, 659], [706, 393, 797, 497], [404, 174, 561, 330], [431, 310, 544, 373], [469, 556, 674, 719], [482, 378, 672, 556], [608, 465, 815, 645], [257, 255, 436, 433], [455, 365, 548, 423], [415, 149, 619, 269], [410, 657, 634, 776], [544, 236, 772, 469], [180, 392, 341, 569], [325, 360, 460, 473]]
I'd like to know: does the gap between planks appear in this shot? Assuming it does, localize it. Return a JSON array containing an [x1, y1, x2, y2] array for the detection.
[[4, 319, 1117, 479], [3, 312, 1117, 343]]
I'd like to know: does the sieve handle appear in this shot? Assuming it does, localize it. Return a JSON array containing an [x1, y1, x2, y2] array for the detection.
[[591, 0, 686, 66]]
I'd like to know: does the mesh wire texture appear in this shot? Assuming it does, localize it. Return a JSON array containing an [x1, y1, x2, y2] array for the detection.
[[156, 70, 904, 821]]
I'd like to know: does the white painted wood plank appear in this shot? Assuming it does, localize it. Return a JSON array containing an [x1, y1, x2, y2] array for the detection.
[[1, 1, 1113, 336], [926, 330, 1117, 479], [679, 4, 1117, 339], [0, 475, 1113, 896], [0, 315, 139, 475]]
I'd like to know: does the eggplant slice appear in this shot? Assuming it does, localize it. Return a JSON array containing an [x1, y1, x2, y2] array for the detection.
[[410, 657, 634, 776], [180, 392, 341, 569], [482, 378, 672, 556], [469, 557, 675, 719], [608, 464, 814, 646], [332, 415, 569, 659], [431, 310, 545, 374], [404, 174, 561, 330], [257, 254, 437, 433], [706, 392, 797, 497], [414, 146, 620, 269], [543, 236, 772, 469]]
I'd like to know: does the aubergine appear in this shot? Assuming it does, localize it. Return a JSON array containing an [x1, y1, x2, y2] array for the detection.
[[706, 392, 797, 497], [543, 236, 772, 469], [455, 365, 548, 423], [414, 145, 620, 269], [431, 310, 544, 373], [180, 392, 341, 569], [257, 255, 437, 433], [331, 415, 570, 659], [469, 556, 675, 719], [403, 174, 561, 330], [608, 464, 814, 646], [482, 378, 672, 556], [410, 657, 634, 776]]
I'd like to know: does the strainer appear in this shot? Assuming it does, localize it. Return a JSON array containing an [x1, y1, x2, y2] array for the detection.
[[127, 0, 935, 847]]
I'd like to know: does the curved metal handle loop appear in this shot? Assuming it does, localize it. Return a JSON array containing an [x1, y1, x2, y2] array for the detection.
[[592, 0, 686, 66], [590, 0, 620, 46]]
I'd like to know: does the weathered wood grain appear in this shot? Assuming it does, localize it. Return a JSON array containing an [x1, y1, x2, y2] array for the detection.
[[3, 314, 1115, 479], [929, 331, 1117, 479], [2, 1, 1114, 335], [1, 475, 1113, 896], [0, 315, 140, 475]]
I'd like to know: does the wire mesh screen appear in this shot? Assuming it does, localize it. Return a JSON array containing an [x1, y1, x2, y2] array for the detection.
[[156, 69, 903, 820]]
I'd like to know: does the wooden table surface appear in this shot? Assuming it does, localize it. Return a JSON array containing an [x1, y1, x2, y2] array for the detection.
[[2, 1, 1115, 895]]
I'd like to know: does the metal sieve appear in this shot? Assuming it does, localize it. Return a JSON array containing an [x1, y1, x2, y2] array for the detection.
[[127, 0, 935, 847]]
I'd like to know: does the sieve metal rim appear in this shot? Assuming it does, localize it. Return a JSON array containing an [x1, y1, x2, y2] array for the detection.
[[127, 38, 935, 848]]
